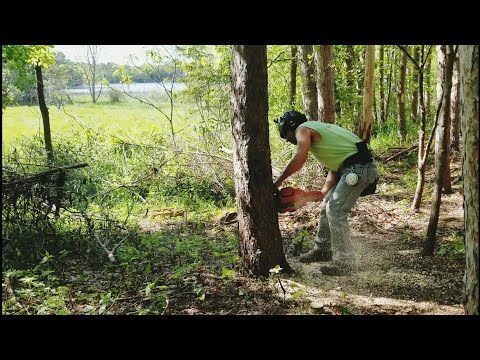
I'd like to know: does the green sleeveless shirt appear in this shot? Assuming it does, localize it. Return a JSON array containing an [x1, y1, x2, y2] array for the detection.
[[297, 121, 363, 171]]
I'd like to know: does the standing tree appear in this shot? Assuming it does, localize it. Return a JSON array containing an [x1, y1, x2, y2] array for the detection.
[[110, 46, 182, 146], [397, 49, 407, 140], [459, 45, 479, 315], [80, 45, 104, 104], [399, 45, 436, 212], [298, 45, 318, 121], [450, 54, 461, 152], [230, 45, 289, 277], [379, 45, 386, 123], [385, 46, 396, 123], [35, 63, 54, 164], [411, 45, 420, 123], [344, 45, 357, 122], [435, 46, 453, 195], [290, 45, 297, 108], [424, 45, 456, 255], [2, 45, 55, 163], [314, 45, 335, 123], [359, 45, 375, 142], [424, 53, 433, 119]]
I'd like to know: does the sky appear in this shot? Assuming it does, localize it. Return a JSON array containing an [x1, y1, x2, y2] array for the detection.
[[53, 45, 157, 64]]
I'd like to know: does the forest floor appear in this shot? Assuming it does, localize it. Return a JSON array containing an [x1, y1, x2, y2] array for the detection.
[[146, 153, 466, 315], [3, 153, 465, 316]]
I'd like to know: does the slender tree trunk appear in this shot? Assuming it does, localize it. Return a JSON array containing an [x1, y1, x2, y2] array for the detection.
[[345, 45, 355, 88], [298, 45, 318, 121], [230, 45, 289, 277], [379, 45, 386, 123], [439, 47, 453, 194], [437, 46, 453, 194], [344, 45, 355, 122], [411, 45, 420, 123], [314, 45, 335, 123], [386, 47, 396, 123], [35, 64, 54, 164], [450, 54, 461, 151], [459, 45, 479, 315], [425, 54, 432, 119], [290, 45, 297, 109], [412, 46, 430, 211], [92, 55, 96, 104], [424, 45, 455, 255], [397, 50, 407, 140], [359, 45, 375, 142]]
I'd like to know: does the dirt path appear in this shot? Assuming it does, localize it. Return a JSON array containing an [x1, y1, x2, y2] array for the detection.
[[277, 190, 465, 315]]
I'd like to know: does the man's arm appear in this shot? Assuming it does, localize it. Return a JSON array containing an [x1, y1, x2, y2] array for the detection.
[[274, 127, 311, 188], [321, 170, 337, 196]]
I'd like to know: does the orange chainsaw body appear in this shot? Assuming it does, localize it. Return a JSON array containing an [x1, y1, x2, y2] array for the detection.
[[277, 187, 323, 213]]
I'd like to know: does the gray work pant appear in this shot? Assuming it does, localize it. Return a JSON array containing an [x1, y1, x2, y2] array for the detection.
[[314, 162, 378, 265]]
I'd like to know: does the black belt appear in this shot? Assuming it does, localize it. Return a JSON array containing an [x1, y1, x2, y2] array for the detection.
[[342, 151, 373, 168]]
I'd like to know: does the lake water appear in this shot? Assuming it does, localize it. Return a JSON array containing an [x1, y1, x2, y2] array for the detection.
[[67, 82, 186, 95]]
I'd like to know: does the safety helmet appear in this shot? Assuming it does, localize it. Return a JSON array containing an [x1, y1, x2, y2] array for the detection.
[[274, 110, 308, 139]]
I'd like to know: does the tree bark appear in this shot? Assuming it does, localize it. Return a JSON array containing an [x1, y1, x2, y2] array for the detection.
[[231, 45, 290, 277], [436, 47, 453, 194], [290, 45, 297, 108], [343, 45, 357, 123], [379, 45, 386, 123], [411, 45, 420, 123], [345, 45, 355, 88], [298, 45, 318, 121], [314, 45, 335, 123], [35, 64, 54, 164], [459, 45, 479, 315], [411, 45, 433, 211], [359, 45, 375, 142], [424, 45, 455, 255], [425, 54, 432, 119], [450, 54, 461, 151], [386, 46, 396, 124], [397, 50, 407, 140]]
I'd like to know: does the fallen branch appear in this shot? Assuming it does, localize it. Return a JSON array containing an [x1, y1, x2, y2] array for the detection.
[[386, 144, 418, 162], [2, 163, 88, 187]]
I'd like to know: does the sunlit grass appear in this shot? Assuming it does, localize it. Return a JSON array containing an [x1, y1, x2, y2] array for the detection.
[[2, 97, 193, 148]]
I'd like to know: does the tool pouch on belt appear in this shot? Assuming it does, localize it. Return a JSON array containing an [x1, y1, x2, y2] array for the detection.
[[360, 177, 378, 196], [355, 140, 378, 197]]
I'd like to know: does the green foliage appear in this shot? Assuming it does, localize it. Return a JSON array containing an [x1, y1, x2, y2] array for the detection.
[[2, 45, 55, 110], [269, 264, 283, 276], [438, 241, 465, 256], [339, 305, 354, 315], [438, 229, 465, 256], [2, 44, 449, 315], [267, 45, 296, 118], [177, 45, 231, 142], [292, 230, 309, 255], [291, 288, 305, 300], [2, 252, 73, 315]]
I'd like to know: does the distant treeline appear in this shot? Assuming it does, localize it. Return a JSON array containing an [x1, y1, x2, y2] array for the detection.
[[51, 51, 182, 87], [2, 50, 184, 107]]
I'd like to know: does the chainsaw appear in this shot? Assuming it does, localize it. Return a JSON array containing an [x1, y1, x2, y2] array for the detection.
[[274, 186, 324, 213]]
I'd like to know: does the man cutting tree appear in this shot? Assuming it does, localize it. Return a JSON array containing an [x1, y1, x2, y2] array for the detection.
[[274, 110, 378, 275]]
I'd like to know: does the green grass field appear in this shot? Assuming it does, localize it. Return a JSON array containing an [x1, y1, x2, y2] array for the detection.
[[2, 96, 193, 149]]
